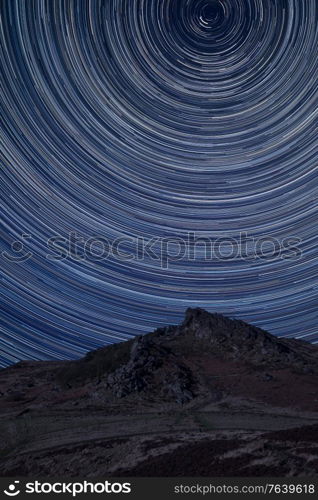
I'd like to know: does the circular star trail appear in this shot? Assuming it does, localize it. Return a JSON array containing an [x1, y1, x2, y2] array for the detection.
[[1, 0, 318, 366]]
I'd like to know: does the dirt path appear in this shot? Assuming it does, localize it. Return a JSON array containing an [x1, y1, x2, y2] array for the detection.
[[2, 409, 318, 458]]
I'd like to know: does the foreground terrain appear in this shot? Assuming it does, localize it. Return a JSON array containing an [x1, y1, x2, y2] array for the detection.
[[1, 308, 318, 476]]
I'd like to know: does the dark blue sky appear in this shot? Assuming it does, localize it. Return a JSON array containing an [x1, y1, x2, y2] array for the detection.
[[1, 0, 318, 367]]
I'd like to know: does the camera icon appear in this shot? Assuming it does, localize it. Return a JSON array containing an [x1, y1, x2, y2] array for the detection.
[[1, 234, 33, 263], [4, 481, 20, 496]]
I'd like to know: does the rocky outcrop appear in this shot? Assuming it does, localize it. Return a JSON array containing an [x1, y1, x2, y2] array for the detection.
[[178, 308, 314, 369], [55, 308, 318, 404], [106, 335, 195, 403], [96, 307, 317, 402]]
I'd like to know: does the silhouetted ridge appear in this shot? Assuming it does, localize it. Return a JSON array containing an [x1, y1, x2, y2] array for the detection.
[[179, 307, 293, 361], [2, 312, 318, 479], [182, 307, 276, 341], [56, 308, 316, 403]]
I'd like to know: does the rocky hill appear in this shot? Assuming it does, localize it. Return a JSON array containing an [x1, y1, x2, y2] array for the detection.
[[1, 308, 318, 477], [2, 308, 318, 409], [55, 307, 318, 405]]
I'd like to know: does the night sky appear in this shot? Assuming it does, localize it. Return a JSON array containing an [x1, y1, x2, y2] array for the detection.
[[1, 0, 318, 367]]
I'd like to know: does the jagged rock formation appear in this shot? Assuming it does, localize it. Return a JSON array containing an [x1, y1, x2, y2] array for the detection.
[[2, 309, 318, 478], [177, 308, 312, 368], [55, 307, 318, 404], [2, 308, 318, 408], [106, 335, 194, 403]]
